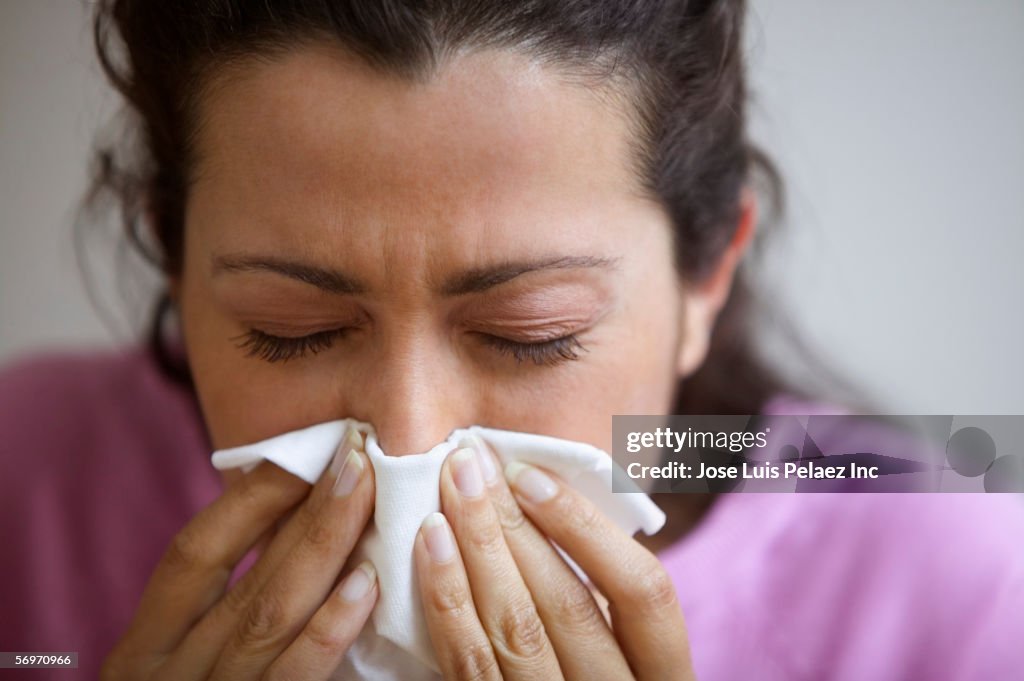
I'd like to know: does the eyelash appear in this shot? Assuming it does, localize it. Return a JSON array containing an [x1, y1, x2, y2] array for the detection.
[[477, 334, 586, 366], [231, 328, 350, 363], [231, 328, 586, 366]]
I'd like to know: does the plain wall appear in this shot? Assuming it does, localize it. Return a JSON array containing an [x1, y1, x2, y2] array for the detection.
[[1, 0, 1022, 413]]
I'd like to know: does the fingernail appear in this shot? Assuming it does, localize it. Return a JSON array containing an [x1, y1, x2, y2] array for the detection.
[[451, 447, 484, 498], [339, 561, 376, 602], [328, 446, 346, 479], [332, 449, 363, 498], [459, 434, 497, 484], [345, 426, 365, 453], [329, 426, 364, 477], [504, 461, 558, 503], [422, 512, 455, 563]]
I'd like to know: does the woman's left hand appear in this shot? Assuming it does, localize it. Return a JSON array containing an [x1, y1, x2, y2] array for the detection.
[[413, 436, 696, 680]]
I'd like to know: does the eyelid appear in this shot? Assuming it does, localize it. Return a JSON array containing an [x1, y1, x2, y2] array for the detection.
[[216, 293, 371, 330], [462, 305, 610, 341], [233, 315, 369, 337], [239, 324, 352, 338], [469, 322, 584, 343]]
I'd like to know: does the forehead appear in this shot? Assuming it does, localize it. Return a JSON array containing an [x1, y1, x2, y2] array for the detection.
[[187, 42, 653, 256]]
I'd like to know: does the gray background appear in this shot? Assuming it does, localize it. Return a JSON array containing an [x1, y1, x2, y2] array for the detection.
[[2, 0, 1022, 414]]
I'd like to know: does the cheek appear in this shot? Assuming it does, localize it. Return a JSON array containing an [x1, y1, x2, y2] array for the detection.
[[184, 329, 342, 449], [582, 316, 681, 452], [572, 251, 685, 452]]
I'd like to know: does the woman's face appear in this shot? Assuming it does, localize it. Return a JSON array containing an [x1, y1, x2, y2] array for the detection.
[[176, 43, 740, 464]]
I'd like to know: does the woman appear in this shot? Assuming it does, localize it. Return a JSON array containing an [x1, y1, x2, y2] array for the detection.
[[1, 1, 1021, 679]]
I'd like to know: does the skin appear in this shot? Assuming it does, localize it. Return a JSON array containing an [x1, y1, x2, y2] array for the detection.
[[101, 42, 754, 680]]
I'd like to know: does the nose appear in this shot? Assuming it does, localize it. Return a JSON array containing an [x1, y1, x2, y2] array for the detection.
[[354, 340, 472, 456]]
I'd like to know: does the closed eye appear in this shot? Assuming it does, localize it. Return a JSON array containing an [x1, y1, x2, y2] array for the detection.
[[477, 333, 586, 366], [230, 328, 350, 363]]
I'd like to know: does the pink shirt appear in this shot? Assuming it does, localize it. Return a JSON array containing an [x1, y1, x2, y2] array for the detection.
[[1, 345, 1022, 679]]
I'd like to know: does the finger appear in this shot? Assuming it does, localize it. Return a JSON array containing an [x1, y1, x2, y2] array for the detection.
[[440, 447, 562, 679], [159, 426, 371, 680], [265, 561, 379, 681], [119, 459, 310, 656], [413, 512, 502, 681], [505, 461, 694, 680], [209, 428, 365, 614], [208, 438, 376, 681], [459, 436, 632, 680]]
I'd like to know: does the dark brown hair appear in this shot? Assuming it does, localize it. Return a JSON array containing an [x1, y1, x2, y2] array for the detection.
[[87, 0, 859, 422]]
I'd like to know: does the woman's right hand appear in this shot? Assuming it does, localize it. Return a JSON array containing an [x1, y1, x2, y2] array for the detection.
[[100, 425, 377, 681]]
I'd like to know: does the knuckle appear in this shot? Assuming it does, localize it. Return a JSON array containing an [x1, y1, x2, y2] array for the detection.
[[551, 584, 603, 630], [163, 527, 207, 573], [300, 615, 351, 659], [427, 575, 473, 618], [451, 642, 499, 681], [491, 494, 529, 532], [300, 510, 336, 552], [462, 516, 504, 554], [220, 573, 257, 618], [491, 603, 550, 661], [629, 564, 679, 611], [236, 590, 290, 649]]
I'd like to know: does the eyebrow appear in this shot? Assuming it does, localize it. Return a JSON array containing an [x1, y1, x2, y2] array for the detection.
[[211, 253, 619, 296]]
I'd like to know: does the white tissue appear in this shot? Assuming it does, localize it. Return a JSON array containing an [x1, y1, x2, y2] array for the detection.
[[211, 419, 666, 680]]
